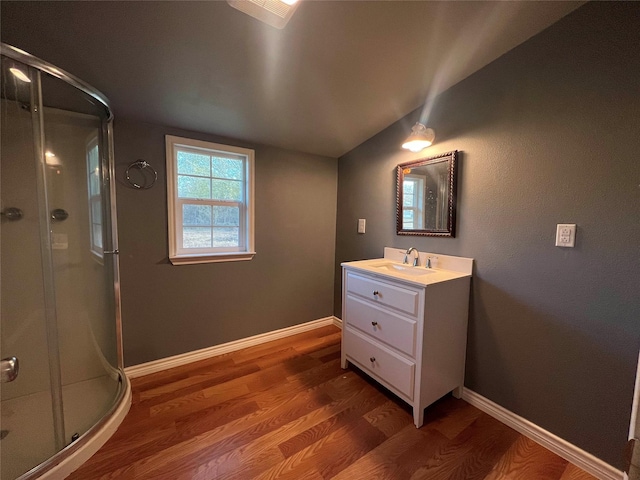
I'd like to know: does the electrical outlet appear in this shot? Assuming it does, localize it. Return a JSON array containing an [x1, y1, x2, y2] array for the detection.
[[357, 218, 366, 234], [555, 223, 576, 247]]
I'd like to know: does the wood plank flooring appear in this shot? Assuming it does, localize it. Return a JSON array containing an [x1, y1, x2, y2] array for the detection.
[[68, 325, 598, 479]]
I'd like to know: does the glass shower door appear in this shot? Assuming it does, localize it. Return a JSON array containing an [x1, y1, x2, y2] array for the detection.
[[39, 72, 121, 445], [1, 57, 60, 480]]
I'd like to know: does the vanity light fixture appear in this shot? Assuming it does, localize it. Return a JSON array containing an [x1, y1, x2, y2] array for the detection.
[[402, 122, 435, 152], [9, 67, 31, 83]]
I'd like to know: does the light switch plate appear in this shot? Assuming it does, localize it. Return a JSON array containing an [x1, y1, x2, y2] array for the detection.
[[555, 223, 576, 247], [357, 218, 366, 234]]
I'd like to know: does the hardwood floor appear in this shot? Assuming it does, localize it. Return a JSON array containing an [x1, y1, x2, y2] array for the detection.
[[69, 325, 597, 479]]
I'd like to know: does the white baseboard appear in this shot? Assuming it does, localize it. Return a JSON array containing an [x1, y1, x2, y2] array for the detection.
[[461, 388, 623, 480], [125, 316, 342, 379]]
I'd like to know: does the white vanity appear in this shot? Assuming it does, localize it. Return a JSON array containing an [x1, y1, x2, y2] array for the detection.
[[341, 247, 473, 428]]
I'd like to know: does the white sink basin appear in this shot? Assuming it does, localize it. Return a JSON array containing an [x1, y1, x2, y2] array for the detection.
[[371, 262, 435, 276]]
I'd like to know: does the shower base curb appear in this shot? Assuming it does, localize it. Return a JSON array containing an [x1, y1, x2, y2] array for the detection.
[[32, 378, 131, 480]]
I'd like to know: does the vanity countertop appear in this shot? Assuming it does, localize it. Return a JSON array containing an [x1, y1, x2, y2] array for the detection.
[[342, 258, 470, 287], [342, 248, 473, 287]]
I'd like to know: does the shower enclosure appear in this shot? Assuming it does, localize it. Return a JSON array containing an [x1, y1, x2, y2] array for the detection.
[[1, 44, 130, 479]]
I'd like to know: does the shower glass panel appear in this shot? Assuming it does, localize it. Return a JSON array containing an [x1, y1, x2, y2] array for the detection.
[[1, 57, 58, 480], [1, 49, 123, 480], [40, 71, 121, 445]]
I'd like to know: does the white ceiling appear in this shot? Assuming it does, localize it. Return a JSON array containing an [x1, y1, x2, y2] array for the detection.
[[1, 1, 584, 158]]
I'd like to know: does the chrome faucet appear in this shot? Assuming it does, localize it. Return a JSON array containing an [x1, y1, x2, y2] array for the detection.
[[404, 247, 419, 266]]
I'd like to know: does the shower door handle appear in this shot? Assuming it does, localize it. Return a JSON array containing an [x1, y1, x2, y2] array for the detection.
[[1, 357, 19, 383]]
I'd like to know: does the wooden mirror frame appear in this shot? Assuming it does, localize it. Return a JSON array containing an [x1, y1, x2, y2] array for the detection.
[[396, 150, 458, 237]]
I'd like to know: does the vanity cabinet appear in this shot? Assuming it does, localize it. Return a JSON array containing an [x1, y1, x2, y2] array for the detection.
[[341, 264, 471, 428]]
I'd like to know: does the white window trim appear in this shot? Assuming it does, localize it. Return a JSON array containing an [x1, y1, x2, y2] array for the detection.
[[165, 135, 255, 265]]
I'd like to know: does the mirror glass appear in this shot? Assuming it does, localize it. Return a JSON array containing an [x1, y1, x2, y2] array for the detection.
[[396, 151, 457, 237]]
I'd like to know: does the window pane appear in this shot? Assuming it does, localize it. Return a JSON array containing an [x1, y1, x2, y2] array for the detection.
[[213, 206, 239, 226], [88, 145, 99, 171], [90, 172, 100, 195], [213, 227, 239, 247], [91, 198, 102, 224], [183, 227, 212, 248], [212, 157, 243, 180], [404, 181, 414, 194], [178, 175, 211, 199], [211, 179, 241, 201], [93, 224, 103, 248], [403, 181, 416, 207], [177, 151, 210, 177], [403, 209, 414, 229], [183, 204, 212, 226]]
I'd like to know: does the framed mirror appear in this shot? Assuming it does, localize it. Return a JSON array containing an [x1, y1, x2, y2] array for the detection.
[[396, 150, 458, 237]]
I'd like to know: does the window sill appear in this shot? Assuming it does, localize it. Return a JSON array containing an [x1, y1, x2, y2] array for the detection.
[[169, 252, 256, 265]]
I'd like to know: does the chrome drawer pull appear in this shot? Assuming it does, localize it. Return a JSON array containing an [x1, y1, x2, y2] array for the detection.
[[373, 290, 379, 296], [369, 357, 376, 363], [371, 321, 378, 326]]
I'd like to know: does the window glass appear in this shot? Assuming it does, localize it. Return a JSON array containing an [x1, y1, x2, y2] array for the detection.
[[178, 176, 211, 199], [86, 141, 103, 257], [212, 156, 243, 180], [211, 179, 242, 201], [183, 227, 213, 248], [213, 206, 239, 226], [177, 151, 210, 176]]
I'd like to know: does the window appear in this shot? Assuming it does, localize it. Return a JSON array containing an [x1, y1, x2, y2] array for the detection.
[[86, 138, 103, 259], [402, 175, 425, 230], [166, 135, 255, 265]]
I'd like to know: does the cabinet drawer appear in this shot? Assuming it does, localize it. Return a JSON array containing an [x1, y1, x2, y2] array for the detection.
[[346, 272, 419, 317], [345, 294, 416, 356], [343, 327, 415, 399]]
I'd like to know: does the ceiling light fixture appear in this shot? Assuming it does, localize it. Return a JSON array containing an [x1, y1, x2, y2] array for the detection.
[[9, 67, 31, 83], [402, 122, 435, 152], [228, 0, 301, 29]]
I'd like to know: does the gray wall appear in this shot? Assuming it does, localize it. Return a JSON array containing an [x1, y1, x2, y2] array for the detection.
[[115, 119, 337, 366], [335, 1, 639, 469]]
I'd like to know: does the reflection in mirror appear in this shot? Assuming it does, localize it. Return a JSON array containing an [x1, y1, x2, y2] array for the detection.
[[396, 151, 458, 237]]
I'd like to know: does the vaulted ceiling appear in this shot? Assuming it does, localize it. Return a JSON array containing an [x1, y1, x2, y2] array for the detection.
[[1, 1, 583, 157]]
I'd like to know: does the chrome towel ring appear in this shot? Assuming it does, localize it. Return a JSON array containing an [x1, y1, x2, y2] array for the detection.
[[125, 160, 157, 189]]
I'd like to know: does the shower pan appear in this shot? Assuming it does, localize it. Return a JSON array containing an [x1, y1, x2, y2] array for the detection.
[[0, 44, 131, 479]]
